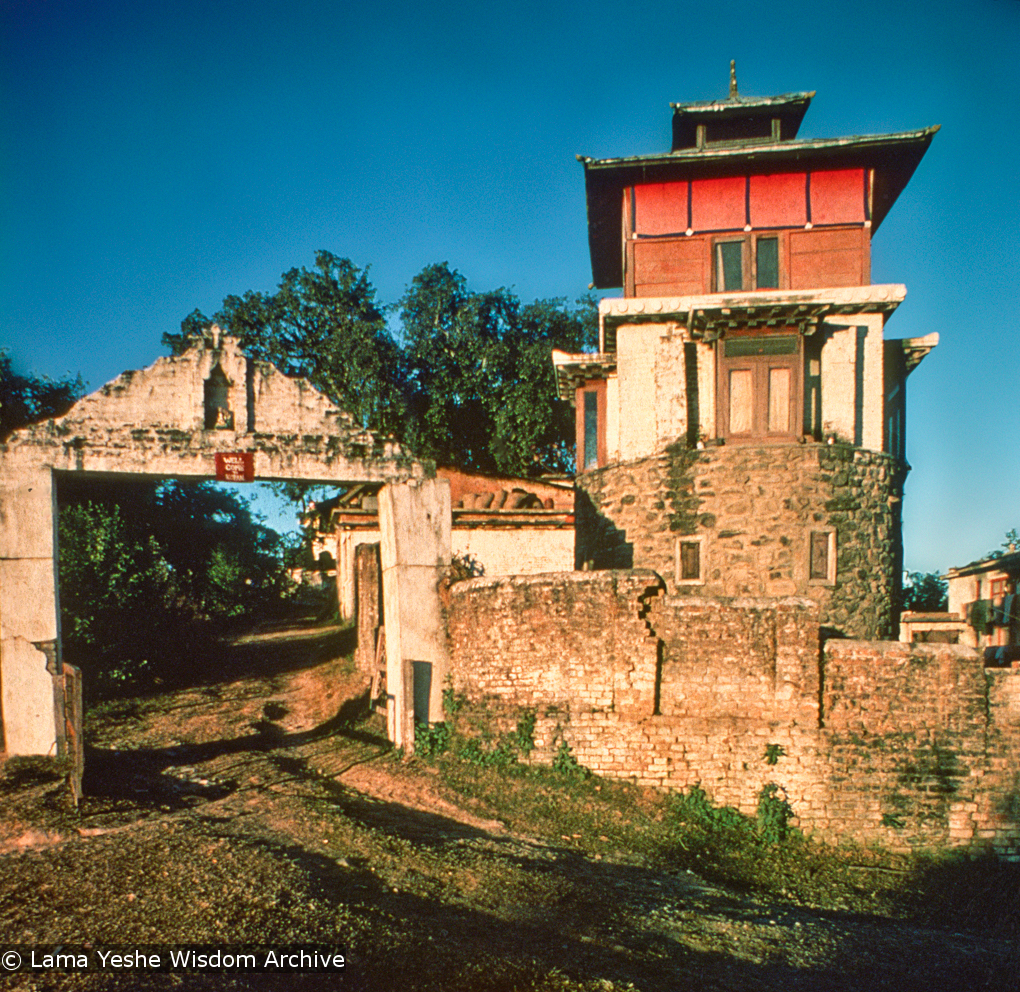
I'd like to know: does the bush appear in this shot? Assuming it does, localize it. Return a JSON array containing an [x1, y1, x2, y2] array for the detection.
[[58, 480, 293, 700], [756, 782, 794, 844]]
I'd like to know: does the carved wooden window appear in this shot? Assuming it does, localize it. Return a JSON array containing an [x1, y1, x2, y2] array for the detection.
[[717, 334, 801, 441], [583, 391, 599, 469], [713, 235, 782, 292], [575, 379, 607, 471]]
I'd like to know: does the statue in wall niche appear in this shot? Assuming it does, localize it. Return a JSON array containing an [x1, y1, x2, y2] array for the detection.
[[204, 364, 234, 430]]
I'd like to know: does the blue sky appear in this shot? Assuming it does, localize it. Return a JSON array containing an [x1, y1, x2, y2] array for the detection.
[[1, 0, 1017, 571]]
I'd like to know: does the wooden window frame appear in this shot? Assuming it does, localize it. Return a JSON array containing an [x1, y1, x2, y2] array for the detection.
[[809, 530, 836, 585], [575, 378, 607, 471], [675, 535, 705, 586], [712, 233, 786, 292], [716, 333, 803, 443]]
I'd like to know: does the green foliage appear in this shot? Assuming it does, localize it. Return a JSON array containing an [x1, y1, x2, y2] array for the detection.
[[454, 735, 518, 768], [441, 677, 467, 718], [447, 551, 484, 583], [0, 350, 85, 440], [165, 252, 405, 433], [552, 739, 590, 778], [756, 783, 794, 844], [414, 722, 452, 759], [763, 743, 786, 766], [172, 255, 597, 475], [58, 480, 292, 699], [514, 710, 537, 755], [670, 784, 747, 832], [399, 263, 597, 474], [902, 570, 948, 612], [419, 701, 536, 769]]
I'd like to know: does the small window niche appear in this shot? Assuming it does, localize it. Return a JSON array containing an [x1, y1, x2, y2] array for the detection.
[[675, 536, 705, 586], [204, 364, 234, 430], [809, 530, 836, 584]]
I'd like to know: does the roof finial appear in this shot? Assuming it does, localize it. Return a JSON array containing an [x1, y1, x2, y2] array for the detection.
[[729, 60, 739, 98]]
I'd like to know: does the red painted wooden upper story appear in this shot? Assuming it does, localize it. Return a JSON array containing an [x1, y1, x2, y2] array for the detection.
[[579, 74, 937, 297]]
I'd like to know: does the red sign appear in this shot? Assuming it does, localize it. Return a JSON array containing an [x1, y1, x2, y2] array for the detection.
[[215, 452, 255, 482]]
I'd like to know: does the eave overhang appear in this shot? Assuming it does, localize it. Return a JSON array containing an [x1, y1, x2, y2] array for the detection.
[[896, 333, 940, 376], [579, 126, 939, 289], [945, 550, 1020, 580], [597, 284, 907, 352], [670, 90, 814, 148], [551, 349, 617, 402]]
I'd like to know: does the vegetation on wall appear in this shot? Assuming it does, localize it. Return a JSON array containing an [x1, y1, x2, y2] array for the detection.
[[665, 438, 703, 535]]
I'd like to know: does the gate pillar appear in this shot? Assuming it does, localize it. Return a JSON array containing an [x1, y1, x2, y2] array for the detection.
[[378, 478, 451, 751], [0, 467, 60, 755]]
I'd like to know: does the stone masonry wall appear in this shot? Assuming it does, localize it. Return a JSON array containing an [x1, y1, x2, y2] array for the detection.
[[445, 572, 1020, 857], [576, 442, 904, 639]]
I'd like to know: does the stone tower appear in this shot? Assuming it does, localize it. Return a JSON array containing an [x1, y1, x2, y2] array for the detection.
[[553, 69, 939, 637]]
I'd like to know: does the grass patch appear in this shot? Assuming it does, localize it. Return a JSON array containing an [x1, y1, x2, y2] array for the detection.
[[401, 739, 1020, 936]]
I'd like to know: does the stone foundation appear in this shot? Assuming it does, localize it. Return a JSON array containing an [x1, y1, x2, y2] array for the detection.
[[576, 442, 905, 639]]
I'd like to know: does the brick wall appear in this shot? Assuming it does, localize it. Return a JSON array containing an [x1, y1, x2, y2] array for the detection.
[[576, 442, 904, 639], [821, 640, 1012, 852], [444, 572, 1020, 857]]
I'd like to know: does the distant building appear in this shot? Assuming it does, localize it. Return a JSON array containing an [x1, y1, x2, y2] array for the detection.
[[943, 549, 1019, 664], [307, 467, 575, 621], [553, 66, 938, 638]]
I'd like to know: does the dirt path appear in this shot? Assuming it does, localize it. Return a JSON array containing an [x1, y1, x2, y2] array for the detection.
[[0, 625, 1014, 991]]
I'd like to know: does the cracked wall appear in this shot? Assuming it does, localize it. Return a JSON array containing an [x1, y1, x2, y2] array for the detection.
[[445, 572, 1020, 858]]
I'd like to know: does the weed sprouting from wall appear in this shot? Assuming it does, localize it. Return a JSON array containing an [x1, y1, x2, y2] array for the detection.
[[756, 783, 794, 844], [552, 739, 590, 779]]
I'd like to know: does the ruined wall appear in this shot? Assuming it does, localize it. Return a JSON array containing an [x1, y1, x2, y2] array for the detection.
[[1, 333, 418, 483], [445, 572, 1020, 857], [0, 332, 424, 756], [445, 571, 662, 718], [576, 442, 903, 639], [821, 641, 1020, 856]]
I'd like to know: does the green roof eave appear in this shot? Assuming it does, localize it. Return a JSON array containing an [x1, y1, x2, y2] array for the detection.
[[669, 90, 815, 115]]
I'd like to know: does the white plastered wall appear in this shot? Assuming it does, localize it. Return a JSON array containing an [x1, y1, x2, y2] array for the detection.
[[604, 375, 620, 464], [453, 527, 574, 576], [616, 325, 661, 461], [819, 312, 885, 451], [0, 467, 60, 755]]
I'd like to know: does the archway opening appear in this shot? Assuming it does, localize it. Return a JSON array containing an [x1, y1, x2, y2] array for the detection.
[[54, 472, 351, 705]]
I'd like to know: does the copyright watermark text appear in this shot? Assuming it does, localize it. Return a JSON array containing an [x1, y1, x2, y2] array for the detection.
[[0, 945, 346, 973]]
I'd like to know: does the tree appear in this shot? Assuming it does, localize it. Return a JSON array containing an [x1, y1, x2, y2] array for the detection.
[[399, 262, 597, 474], [0, 350, 85, 440], [902, 571, 948, 612], [986, 528, 1019, 560], [174, 253, 598, 475], [58, 478, 292, 699], [164, 252, 405, 433]]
